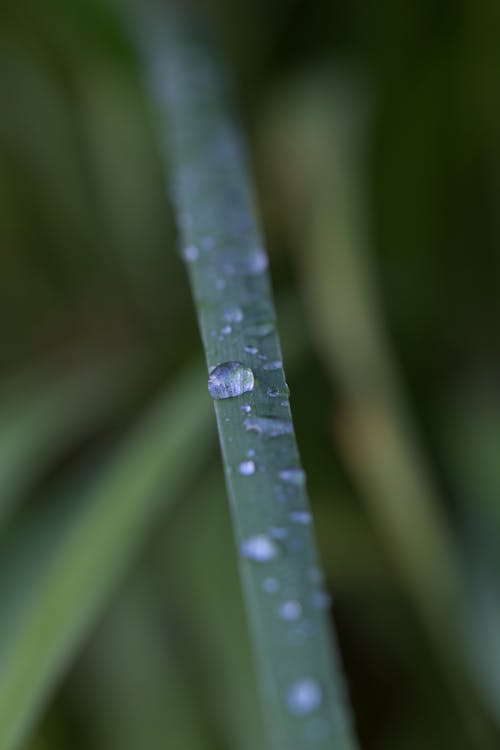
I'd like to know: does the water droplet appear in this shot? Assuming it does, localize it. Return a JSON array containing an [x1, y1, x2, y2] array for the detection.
[[289, 510, 312, 524], [278, 600, 302, 621], [238, 459, 256, 476], [240, 404, 252, 414], [208, 361, 254, 399], [223, 307, 244, 323], [244, 416, 293, 437], [247, 448, 255, 457], [279, 468, 306, 486], [266, 386, 280, 398], [220, 325, 232, 335], [240, 535, 279, 562], [244, 345, 258, 355], [263, 360, 282, 371], [181, 244, 199, 262], [286, 679, 323, 716], [262, 577, 280, 593], [221, 247, 268, 276]]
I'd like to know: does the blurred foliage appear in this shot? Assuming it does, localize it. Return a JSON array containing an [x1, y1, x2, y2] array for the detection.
[[0, 0, 499, 749]]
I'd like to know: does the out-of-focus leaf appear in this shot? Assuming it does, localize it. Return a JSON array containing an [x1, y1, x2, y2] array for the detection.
[[0, 354, 135, 532], [72, 574, 211, 750], [0, 362, 214, 750]]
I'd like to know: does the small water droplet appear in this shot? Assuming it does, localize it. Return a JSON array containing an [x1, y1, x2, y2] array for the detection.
[[289, 510, 312, 524], [286, 679, 323, 716], [240, 535, 279, 562], [267, 386, 280, 398], [278, 600, 302, 621], [181, 244, 199, 262], [238, 459, 256, 476], [262, 577, 280, 593], [244, 416, 293, 437], [220, 325, 232, 335], [208, 361, 254, 399], [279, 468, 306, 486], [263, 360, 282, 371], [247, 448, 255, 457], [221, 247, 268, 276], [244, 345, 258, 355], [240, 404, 252, 414], [223, 307, 244, 323]]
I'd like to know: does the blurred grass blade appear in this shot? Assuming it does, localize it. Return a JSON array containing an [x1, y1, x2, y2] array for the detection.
[[0, 362, 214, 750], [0, 355, 135, 531], [72, 574, 210, 750], [137, 9, 358, 750], [263, 74, 498, 740]]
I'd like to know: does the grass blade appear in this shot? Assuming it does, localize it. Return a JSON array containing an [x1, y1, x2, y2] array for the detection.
[[0, 355, 134, 531], [138, 10, 358, 749], [0, 362, 214, 750]]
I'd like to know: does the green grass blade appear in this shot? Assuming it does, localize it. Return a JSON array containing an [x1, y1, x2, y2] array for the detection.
[[0, 362, 214, 750], [138, 10, 358, 750], [0, 355, 133, 531], [73, 574, 211, 750]]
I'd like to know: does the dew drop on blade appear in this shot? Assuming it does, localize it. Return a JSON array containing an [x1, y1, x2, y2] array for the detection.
[[238, 459, 256, 476], [277, 600, 302, 622], [223, 306, 244, 323], [279, 468, 306, 486], [286, 679, 323, 716], [240, 534, 279, 562], [208, 361, 255, 399]]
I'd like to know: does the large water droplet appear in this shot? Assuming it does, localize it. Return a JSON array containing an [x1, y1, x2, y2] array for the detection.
[[279, 468, 306, 486], [244, 416, 292, 437], [286, 679, 323, 716], [238, 459, 256, 476], [208, 361, 254, 399], [240, 534, 279, 562], [223, 306, 244, 323], [278, 600, 302, 622]]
